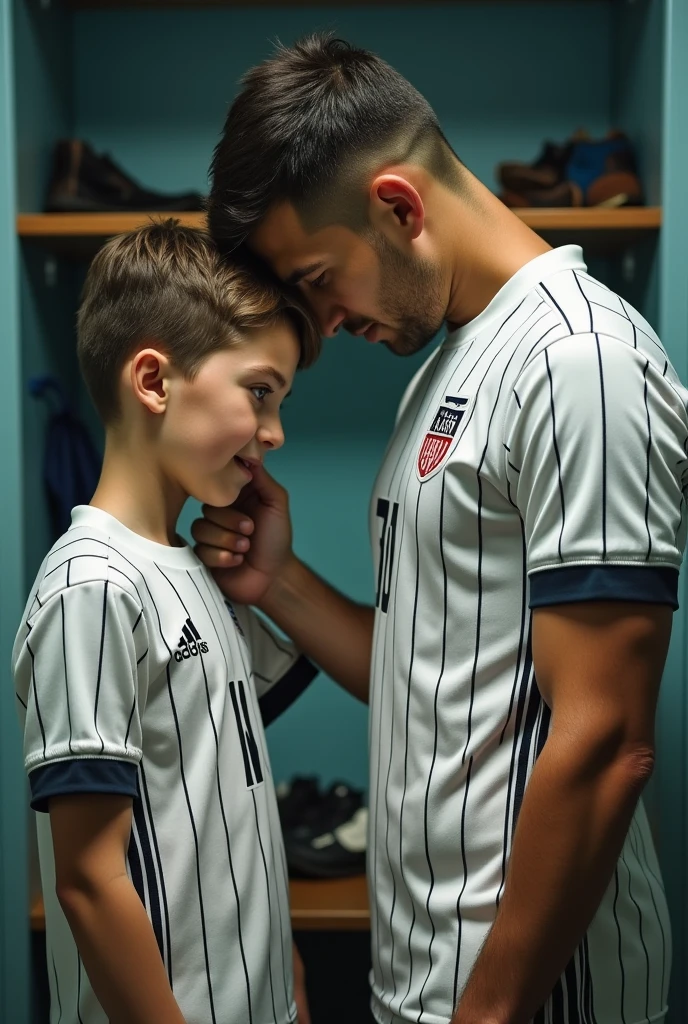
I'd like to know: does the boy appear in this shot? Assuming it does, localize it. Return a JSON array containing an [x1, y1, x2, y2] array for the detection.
[[12, 220, 321, 1024]]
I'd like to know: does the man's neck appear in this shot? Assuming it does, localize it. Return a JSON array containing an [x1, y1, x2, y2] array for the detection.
[[90, 432, 186, 547], [440, 174, 552, 330]]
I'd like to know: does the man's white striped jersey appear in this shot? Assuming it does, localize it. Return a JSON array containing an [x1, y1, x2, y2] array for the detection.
[[13, 505, 316, 1024], [368, 246, 686, 1024]]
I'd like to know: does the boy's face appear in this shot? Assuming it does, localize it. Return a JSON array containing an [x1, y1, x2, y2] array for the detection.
[[160, 321, 299, 507]]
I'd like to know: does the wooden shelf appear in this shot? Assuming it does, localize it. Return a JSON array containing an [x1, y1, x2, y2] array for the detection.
[[68, 0, 600, 7], [31, 874, 370, 933], [17, 207, 661, 259]]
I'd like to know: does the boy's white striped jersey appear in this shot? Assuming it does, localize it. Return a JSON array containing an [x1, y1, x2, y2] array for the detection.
[[13, 505, 316, 1024], [368, 246, 686, 1024]]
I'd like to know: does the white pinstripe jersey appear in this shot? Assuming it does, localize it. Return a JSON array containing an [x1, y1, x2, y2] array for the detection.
[[368, 246, 686, 1024], [13, 505, 316, 1024]]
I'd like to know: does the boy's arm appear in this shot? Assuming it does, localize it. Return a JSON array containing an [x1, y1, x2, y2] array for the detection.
[[51, 793, 186, 1024]]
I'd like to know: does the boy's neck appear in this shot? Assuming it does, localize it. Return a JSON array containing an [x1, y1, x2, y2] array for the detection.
[[90, 431, 187, 547]]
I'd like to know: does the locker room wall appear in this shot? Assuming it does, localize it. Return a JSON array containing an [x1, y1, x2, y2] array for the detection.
[[3, 0, 687, 1019]]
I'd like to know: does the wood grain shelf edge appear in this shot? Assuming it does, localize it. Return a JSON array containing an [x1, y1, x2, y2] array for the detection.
[[31, 874, 371, 933], [17, 207, 662, 240]]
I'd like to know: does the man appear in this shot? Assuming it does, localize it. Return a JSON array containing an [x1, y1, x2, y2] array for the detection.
[[194, 34, 687, 1024]]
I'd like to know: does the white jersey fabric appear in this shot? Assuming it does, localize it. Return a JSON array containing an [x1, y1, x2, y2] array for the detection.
[[368, 246, 686, 1024], [13, 505, 316, 1024]]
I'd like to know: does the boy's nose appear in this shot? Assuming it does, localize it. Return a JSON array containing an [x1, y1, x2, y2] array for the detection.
[[258, 420, 285, 452]]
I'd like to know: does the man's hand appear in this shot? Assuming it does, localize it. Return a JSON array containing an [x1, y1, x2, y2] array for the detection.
[[293, 943, 311, 1024], [195, 463, 374, 702], [192, 465, 294, 607]]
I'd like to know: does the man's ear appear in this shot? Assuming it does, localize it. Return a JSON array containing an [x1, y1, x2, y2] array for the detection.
[[369, 174, 425, 242], [130, 347, 173, 415]]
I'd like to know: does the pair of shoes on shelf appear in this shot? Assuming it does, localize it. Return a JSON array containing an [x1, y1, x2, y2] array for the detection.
[[497, 131, 643, 209], [276, 776, 367, 879], [45, 139, 204, 214]]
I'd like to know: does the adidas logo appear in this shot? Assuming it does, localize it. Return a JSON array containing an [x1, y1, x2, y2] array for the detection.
[[174, 618, 209, 662]]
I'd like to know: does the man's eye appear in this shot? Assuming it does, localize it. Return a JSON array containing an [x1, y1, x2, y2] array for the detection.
[[309, 272, 327, 289], [251, 386, 272, 402]]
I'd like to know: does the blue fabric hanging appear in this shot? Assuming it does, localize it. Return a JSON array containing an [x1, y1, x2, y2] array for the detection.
[[29, 375, 102, 540]]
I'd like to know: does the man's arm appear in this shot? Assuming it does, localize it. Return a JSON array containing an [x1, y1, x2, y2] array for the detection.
[[51, 793, 186, 1024], [260, 556, 373, 703], [192, 465, 373, 703], [453, 600, 670, 1024]]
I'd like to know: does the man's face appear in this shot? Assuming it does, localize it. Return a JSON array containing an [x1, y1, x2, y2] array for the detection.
[[250, 202, 446, 357]]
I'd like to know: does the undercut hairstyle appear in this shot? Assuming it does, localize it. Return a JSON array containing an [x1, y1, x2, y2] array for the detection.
[[208, 33, 463, 252], [77, 218, 321, 423]]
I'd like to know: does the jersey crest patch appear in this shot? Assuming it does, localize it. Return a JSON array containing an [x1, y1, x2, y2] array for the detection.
[[417, 395, 470, 481]]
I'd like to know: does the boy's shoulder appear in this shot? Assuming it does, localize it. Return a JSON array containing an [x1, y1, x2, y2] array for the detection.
[[24, 510, 151, 634]]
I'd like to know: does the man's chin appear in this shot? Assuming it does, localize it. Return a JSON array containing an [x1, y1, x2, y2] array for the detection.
[[383, 332, 438, 358]]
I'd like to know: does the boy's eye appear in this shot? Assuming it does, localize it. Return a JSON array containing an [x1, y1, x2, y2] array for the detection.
[[250, 385, 272, 402], [309, 271, 327, 289]]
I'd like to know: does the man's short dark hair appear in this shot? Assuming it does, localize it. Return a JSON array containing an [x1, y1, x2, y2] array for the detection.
[[208, 33, 462, 252]]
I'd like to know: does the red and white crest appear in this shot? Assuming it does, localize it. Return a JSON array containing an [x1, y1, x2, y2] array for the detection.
[[417, 396, 469, 480]]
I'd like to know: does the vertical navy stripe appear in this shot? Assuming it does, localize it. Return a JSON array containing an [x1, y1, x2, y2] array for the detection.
[[612, 867, 628, 1024], [595, 335, 608, 559], [622, 848, 651, 1020], [251, 790, 277, 1023], [540, 282, 574, 334], [512, 673, 542, 829], [369, 541, 391, 992], [139, 763, 172, 982], [545, 347, 566, 561], [551, 978, 565, 1023], [574, 271, 594, 334], [565, 954, 582, 1023], [93, 581, 108, 753], [396, 488, 422, 1016], [60, 595, 74, 755], [66, 558, 71, 587], [535, 702, 551, 758], [51, 951, 62, 1023], [452, 755, 475, 1008], [630, 820, 667, 1005], [131, 793, 165, 962], [618, 298, 637, 349], [132, 609, 143, 632], [496, 625, 533, 907], [583, 934, 597, 1023], [26, 642, 47, 758], [643, 361, 653, 560], [76, 955, 85, 1024], [461, 469, 483, 765], [417, 475, 448, 1017], [499, 517, 528, 744]]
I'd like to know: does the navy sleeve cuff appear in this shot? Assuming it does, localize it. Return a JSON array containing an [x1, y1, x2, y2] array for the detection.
[[29, 759, 139, 813], [529, 564, 680, 610], [259, 656, 319, 728]]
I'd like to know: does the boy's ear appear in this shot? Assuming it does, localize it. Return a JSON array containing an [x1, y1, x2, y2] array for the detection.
[[130, 347, 172, 415]]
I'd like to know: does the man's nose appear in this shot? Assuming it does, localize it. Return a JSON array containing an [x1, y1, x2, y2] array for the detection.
[[312, 295, 346, 338]]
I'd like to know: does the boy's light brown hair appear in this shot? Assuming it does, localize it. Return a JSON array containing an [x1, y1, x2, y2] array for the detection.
[[77, 218, 321, 423]]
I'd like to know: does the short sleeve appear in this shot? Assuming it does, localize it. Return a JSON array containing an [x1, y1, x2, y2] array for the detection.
[[504, 333, 688, 608], [12, 580, 148, 811], [231, 604, 318, 726]]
